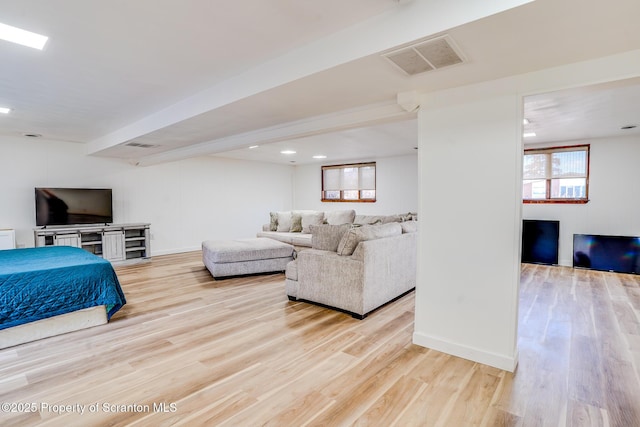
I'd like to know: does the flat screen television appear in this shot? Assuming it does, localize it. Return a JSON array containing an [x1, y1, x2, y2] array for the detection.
[[521, 219, 560, 265], [573, 234, 640, 274], [35, 188, 113, 226]]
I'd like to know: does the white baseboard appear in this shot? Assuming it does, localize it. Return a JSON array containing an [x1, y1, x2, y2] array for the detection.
[[558, 258, 572, 267], [413, 331, 518, 372], [152, 246, 201, 256]]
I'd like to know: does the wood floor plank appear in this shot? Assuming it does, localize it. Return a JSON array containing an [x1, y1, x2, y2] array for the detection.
[[353, 375, 426, 426], [2, 254, 640, 426]]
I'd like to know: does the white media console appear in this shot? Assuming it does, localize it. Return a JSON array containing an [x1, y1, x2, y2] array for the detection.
[[34, 223, 150, 264]]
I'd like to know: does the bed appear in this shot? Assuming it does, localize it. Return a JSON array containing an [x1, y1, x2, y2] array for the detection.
[[0, 246, 126, 348]]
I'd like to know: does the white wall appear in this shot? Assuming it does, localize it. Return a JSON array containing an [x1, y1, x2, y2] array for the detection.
[[0, 136, 294, 254], [413, 49, 640, 372], [523, 135, 640, 265], [292, 154, 418, 214]]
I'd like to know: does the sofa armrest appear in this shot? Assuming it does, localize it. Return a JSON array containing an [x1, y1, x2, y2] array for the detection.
[[351, 233, 417, 313], [296, 249, 365, 314]]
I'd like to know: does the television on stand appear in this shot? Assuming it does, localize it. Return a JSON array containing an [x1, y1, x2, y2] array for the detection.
[[35, 188, 113, 227]]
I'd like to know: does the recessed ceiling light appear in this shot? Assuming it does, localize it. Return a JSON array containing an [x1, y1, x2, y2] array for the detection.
[[312, 155, 327, 159], [621, 125, 637, 130], [0, 22, 48, 50], [280, 150, 296, 155], [523, 132, 536, 138], [0, 107, 10, 114], [523, 118, 530, 125], [249, 145, 259, 149]]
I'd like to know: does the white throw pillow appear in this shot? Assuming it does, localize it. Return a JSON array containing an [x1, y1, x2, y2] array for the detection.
[[324, 209, 356, 225], [301, 212, 325, 233], [276, 211, 292, 232]]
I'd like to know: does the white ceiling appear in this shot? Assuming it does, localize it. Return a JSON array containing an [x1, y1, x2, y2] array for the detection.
[[216, 118, 419, 165], [1, 0, 639, 166], [523, 77, 640, 145]]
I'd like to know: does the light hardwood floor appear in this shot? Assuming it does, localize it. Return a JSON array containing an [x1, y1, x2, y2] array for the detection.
[[1, 252, 639, 426]]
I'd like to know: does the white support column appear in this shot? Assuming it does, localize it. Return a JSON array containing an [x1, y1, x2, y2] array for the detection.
[[413, 91, 522, 371]]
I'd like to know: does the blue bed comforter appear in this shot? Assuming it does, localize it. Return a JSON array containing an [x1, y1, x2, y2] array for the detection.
[[0, 246, 126, 330]]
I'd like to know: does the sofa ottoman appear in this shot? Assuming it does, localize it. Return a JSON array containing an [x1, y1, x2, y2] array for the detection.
[[202, 238, 294, 278]]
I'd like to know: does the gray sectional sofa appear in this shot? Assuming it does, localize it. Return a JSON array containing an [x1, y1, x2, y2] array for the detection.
[[256, 209, 355, 248], [284, 220, 418, 319], [256, 209, 416, 249]]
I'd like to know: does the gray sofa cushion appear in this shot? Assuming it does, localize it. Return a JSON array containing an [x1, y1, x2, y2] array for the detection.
[[324, 209, 356, 225], [290, 233, 313, 247], [256, 231, 313, 247], [337, 223, 402, 256], [310, 223, 350, 251]]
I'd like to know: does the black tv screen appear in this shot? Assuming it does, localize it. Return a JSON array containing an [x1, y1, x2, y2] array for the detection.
[[573, 234, 640, 274], [522, 219, 559, 265], [35, 188, 113, 226]]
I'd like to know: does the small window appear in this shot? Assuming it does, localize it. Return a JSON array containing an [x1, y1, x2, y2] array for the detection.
[[322, 162, 376, 202], [523, 145, 589, 203]]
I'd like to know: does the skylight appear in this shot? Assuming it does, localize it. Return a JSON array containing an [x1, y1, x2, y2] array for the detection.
[[0, 22, 48, 50]]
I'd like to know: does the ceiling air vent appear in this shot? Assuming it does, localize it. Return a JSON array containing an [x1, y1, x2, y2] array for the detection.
[[125, 142, 157, 149], [383, 35, 465, 76]]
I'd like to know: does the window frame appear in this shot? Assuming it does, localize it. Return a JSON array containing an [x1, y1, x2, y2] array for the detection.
[[321, 162, 376, 203], [523, 144, 590, 204]]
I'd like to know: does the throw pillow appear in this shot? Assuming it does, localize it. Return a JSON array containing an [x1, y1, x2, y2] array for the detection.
[[405, 212, 418, 221], [276, 211, 292, 232], [336, 224, 361, 256], [310, 223, 351, 252], [337, 222, 402, 256], [269, 212, 278, 231], [400, 221, 418, 233], [301, 212, 324, 233], [290, 213, 303, 232], [324, 209, 356, 225]]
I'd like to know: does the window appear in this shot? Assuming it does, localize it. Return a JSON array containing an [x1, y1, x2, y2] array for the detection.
[[322, 162, 376, 202], [523, 145, 589, 203]]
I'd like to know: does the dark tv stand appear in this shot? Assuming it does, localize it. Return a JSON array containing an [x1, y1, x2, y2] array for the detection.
[[34, 223, 151, 264]]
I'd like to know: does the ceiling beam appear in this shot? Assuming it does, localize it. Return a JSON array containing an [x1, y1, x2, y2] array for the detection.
[[126, 101, 416, 166], [86, 0, 533, 157]]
